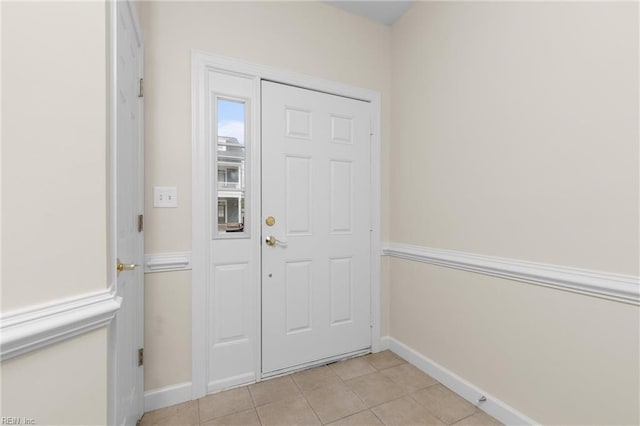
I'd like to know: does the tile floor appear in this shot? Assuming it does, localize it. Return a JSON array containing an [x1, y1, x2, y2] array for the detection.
[[140, 351, 502, 426]]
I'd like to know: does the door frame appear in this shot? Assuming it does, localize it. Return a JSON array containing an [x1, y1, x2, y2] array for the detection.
[[191, 51, 381, 399], [107, 0, 145, 423]]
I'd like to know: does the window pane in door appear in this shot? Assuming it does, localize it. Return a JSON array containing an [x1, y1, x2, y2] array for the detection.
[[215, 98, 247, 236]]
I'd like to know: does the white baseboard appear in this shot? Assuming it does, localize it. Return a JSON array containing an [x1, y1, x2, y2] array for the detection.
[[386, 337, 537, 426], [207, 372, 256, 394], [379, 335, 391, 351], [144, 382, 192, 413]]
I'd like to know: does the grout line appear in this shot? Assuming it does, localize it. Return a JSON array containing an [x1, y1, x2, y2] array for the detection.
[[291, 373, 324, 425], [408, 385, 480, 426], [321, 408, 370, 426], [249, 385, 264, 426], [299, 392, 322, 425], [369, 395, 408, 409], [450, 410, 480, 426], [290, 370, 304, 394], [337, 372, 370, 422], [369, 407, 386, 425], [254, 406, 263, 426], [347, 382, 368, 407], [247, 383, 258, 407]]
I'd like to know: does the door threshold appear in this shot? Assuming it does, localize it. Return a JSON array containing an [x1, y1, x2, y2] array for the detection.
[[261, 347, 371, 380]]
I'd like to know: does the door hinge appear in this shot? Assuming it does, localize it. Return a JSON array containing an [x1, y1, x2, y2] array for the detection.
[[138, 78, 144, 98], [138, 348, 144, 366], [137, 214, 144, 233]]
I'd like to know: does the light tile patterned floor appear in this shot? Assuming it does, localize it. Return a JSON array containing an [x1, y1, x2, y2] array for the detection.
[[140, 351, 503, 426]]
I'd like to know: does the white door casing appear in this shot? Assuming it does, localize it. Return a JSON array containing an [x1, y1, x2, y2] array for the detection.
[[191, 52, 381, 400], [261, 81, 372, 374], [109, 1, 144, 425]]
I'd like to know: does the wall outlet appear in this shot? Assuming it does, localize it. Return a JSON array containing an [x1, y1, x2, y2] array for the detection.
[[153, 186, 178, 208]]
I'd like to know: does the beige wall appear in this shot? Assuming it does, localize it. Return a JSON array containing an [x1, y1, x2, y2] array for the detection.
[[391, 1, 638, 275], [139, 1, 391, 390], [0, 329, 108, 425], [1, 1, 108, 311], [1, 2, 110, 425], [390, 260, 639, 425], [144, 271, 192, 390], [390, 2, 639, 424]]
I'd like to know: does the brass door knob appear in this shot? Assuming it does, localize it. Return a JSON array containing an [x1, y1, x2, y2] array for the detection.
[[116, 259, 138, 273], [265, 236, 287, 247]]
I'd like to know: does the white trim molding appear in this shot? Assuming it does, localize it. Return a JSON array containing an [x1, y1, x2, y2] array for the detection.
[[145, 251, 192, 273], [385, 336, 538, 426], [382, 243, 639, 305], [144, 382, 193, 413], [0, 290, 121, 361]]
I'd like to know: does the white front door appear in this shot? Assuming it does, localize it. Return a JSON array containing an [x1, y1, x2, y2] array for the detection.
[[113, 1, 144, 424], [261, 81, 372, 374]]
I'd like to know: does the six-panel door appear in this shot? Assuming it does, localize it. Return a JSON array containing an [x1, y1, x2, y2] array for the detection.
[[261, 81, 372, 374]]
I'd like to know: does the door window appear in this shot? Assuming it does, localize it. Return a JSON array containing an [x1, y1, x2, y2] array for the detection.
[[214, 98, 247, 236]]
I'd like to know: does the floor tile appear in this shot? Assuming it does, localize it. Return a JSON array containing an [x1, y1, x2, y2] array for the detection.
[[363, 350, 406, 370], [330, 357, 376, 381], [249, 375, 301, 407], [451, 411, 503, 426], [305, 385, 367, 424], [325, 410, 384, 425], [198, 386, 254, 422], [140, 400, 199, 425], [345, 372, 405, 407], [380, 362, 438, 392], [201, 408, 260, 426], [371, 396, 445, 426], [256, 395, 321, 425], [139, 353, 498, 426], [292, 365, 345, 393], [412, 384, 477, 425]]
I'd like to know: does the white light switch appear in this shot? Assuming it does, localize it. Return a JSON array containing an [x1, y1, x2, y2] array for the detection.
[[153, 186, 178, 208]]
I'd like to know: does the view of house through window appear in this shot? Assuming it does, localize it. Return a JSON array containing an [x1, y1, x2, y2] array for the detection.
[[216, 98, 246, 235]]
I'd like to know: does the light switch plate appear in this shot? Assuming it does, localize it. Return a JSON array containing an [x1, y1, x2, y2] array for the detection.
[[153, 186, 178, 208]]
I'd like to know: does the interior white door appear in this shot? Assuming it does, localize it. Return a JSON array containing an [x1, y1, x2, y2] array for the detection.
[[113, 2, 144, 425], [262, 81, 372, 374]]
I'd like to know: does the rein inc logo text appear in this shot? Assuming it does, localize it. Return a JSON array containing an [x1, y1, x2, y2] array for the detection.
[[1, 418, 35, 425]]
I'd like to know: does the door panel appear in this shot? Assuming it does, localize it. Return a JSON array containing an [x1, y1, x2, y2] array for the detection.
[[113, 1, 143, 425], [206, 71, 258, 393], [262, 81, 371, 374]]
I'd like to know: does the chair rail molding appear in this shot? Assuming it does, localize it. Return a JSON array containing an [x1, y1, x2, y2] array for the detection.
[[0, 290, 121, 361], [144, 251, 192, 273], [382, 243, 639, 305]]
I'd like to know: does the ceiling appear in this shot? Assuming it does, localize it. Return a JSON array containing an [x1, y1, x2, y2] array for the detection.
[[324, 1, 415, 26]]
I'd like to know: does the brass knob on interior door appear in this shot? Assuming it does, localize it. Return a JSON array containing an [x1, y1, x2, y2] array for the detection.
[[116, 258, 138, 273]]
